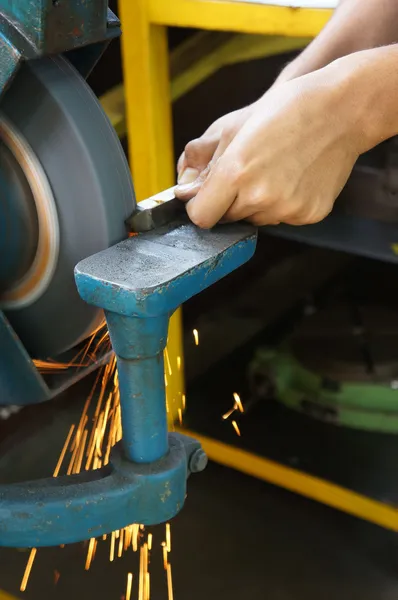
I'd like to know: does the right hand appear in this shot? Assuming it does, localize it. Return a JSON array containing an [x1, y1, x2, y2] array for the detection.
[[177, 103, 259, 186]]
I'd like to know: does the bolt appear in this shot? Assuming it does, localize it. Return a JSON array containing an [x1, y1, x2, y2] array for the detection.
[[189, 448, 208, 473]]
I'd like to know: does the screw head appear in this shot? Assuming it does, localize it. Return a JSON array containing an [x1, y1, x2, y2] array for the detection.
[[189, 448, 208, 473]]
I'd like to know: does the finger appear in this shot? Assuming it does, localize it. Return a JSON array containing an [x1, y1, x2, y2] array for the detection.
[[186, 154, 239, 229], [176, 131, 234, 201], [177, 151, 186, 176], [175, 163, 211, 202], [177, 135, 219, 184]]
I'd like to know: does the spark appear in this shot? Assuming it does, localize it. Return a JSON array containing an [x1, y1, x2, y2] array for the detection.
[[139, 546, 144, 600], [222, 406, 236, 420], [110, 531, 116, 562], [53, 424, 75, 477], [24, 323, 178, 596], [146, 572, 150, 600], [20, 548, 36, 592], [85, 538, 96, 571], [124, 526, 132, 551], [118, 528, 125, 558], [166, 523, 171, 553], [222, 392, 244, 420], [193, 329, 199, 346], [231, 420, 241, 437], [162, 543, 168, 570], [167, 563, 174, 600], [74, 429, 88, 474], [233, 392, 244, 413], [126, 573, 133, 600], [54, 570, 61, 585], [132, 524, 139, 552], [182, 394, 186, 410]]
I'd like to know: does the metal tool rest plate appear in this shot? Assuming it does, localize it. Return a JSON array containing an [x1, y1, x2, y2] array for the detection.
[[76, 219, 257, 317]]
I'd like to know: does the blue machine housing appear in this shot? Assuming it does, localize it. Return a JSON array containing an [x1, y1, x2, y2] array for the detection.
[[0, 0, 259, 547], [0, 1, 121, 407], [0, 1, 120, 95]]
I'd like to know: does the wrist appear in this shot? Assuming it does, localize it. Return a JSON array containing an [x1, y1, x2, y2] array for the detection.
[[328, 46, 398, 153]]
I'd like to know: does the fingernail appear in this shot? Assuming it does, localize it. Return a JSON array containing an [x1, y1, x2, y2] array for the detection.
[[176, 181, 196, 193], [178, 167, 200, 185]]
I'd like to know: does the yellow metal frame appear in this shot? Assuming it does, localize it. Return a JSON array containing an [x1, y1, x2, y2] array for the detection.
[[101, 32, 310, 137], [115, 0, 397, 533], [0, 590, 19, 600], [179, 428, 398, 532], [116, 0, 332, 424]]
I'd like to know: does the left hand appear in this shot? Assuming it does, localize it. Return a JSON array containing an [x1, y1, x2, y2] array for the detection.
[[174, 68, 364, 228]]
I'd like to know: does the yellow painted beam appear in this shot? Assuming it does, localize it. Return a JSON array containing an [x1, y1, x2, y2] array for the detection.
[[171, 33, 310, 101], [119, 0, 184, 423], [179, 428, 398, 532], [101, 32, 310, 138], [149, 0, 333, 37], [0, 590, 19, 600]]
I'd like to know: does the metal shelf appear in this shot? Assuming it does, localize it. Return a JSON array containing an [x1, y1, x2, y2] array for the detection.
[[263, 212, 398, 264]]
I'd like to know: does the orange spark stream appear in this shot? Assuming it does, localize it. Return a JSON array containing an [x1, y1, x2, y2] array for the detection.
[[22, 325, 176, 599]]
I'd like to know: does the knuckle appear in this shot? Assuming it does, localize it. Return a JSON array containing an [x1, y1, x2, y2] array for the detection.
[[248, 186, 278, 212], [184, 138, 205, 162]]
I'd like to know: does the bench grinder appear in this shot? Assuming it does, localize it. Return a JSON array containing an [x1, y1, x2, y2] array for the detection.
[[0, 2, 257, 547]]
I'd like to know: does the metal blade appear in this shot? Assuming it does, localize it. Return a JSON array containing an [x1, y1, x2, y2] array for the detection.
[[126, 186, 186, 233]]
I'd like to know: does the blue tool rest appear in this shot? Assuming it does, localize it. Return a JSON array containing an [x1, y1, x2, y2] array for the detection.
[[0, 220, 257, 547]]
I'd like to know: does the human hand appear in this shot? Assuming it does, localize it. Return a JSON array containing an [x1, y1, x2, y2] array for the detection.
[[175, 66, 366, 228], [176, 103, 258, 186]]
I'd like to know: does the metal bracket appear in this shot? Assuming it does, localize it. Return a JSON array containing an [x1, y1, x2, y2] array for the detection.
[[0, 433, 203, 547]]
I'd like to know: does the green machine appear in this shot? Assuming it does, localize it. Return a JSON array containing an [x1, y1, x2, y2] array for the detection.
[[249, 304, 398, 433]]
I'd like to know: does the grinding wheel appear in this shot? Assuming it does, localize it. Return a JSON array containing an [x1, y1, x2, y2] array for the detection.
[[0, 56, 135, 358]]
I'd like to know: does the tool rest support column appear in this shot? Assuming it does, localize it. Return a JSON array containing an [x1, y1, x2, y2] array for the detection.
[[105, 311, 170, 464]]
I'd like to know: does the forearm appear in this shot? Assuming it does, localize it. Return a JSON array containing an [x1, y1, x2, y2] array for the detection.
[[315, 44, 398, 153], [277, 0, 398, 83]]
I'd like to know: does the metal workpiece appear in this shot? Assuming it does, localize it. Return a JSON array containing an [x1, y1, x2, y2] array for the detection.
[[0, 433, 202, 548], [126, 187, 185, 233]]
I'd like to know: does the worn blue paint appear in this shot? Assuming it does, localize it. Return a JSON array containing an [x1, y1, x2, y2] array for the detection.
[[75, 221, 257, 469], [75, 222, 257, 535], [0, 311, 48, 405], [105, 314, 170, 463], [0, 433, 199, 547], [75, 223, 258, 319], [0, 2, 120, 97], [104, 314, 170, 463], [0, 32, 21, 95]]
